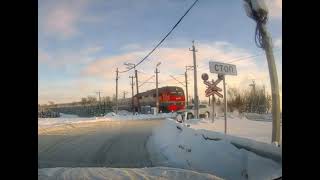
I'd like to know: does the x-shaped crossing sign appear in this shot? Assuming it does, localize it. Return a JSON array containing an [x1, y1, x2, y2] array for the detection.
[[203, 79, 223, 98]]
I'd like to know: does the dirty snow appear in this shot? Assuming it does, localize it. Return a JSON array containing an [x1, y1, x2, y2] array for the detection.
[[148, 119, 282, 180]]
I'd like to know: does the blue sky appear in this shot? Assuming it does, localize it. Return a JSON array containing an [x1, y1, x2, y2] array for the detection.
[[38, 0, 282, 104]]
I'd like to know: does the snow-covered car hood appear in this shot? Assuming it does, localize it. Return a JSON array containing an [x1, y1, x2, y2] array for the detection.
[[38, 167, 222, 180]]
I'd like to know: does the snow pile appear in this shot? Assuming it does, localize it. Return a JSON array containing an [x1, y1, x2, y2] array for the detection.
[[244, 113, 273, 122], [38, 117, 95, 128], [117, 110, 131, 116], [38, 113, 177, 128], [148, 119, 282, 180], [184, 114, 282, 144], [38, 167, 222, 180], [107, 112, 177, 120]]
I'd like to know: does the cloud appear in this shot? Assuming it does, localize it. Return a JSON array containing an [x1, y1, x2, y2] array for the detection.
[[83, 41, 252, 78], [81, 41, 279, 100], [38, 45, 103, 69], [39, 0, 94, 39], [39, 41, 282, 104], [266, 0, 282, 19]]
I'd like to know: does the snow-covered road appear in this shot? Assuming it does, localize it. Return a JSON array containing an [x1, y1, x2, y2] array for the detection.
[[38, 119, 164, 168], [38, 114, 281, 179]]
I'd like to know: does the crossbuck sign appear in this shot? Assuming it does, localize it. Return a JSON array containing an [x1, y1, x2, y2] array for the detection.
[[204, 79, 223, 98]]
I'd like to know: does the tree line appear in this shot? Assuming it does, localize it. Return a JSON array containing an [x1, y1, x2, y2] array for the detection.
[[39, 95, 117, 117]]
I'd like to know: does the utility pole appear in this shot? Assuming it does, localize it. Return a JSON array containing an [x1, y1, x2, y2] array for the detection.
[[124, 63, 140, 113], [115, 68, 119, 114], [123, 91, 128, 99], [250, 80, 256, 95], [129, 76, 135, 115], [185, 71, 188, 106], [155, 62, 161, 115], [249, 80, 256, 112], [185, 65, 193, 106], [264, 34, 281, 143], [135, 69, 140, 113], [96, 91, 101, 115], [189, 41, 199, 118], [244, 0, 281, 144]]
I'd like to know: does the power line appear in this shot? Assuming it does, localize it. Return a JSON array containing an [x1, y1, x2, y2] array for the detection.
[[118, 0, 200, 73], [197, 48, 281, 71], [227, 48, 281, 63], [169, 75, 185, 86], [139, 75, 155, 88]]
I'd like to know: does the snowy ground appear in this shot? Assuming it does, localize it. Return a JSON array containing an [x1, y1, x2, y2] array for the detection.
[[38, 167, 222, 180], [38, 111, 176, 128], [183, 112, 282, 144], [148, 119, 282, 180], [38, 111, 282, 179]]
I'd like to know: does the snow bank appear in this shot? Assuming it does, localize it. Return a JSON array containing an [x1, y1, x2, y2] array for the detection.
[[117, 110, 131, 115], [148, 119, 282, 180], [38, 167, 222, 180], [244, 113, 273, 122], [38, 113, 176, 128], [184, 114, 282, 144], [106, 112, 177, 120]]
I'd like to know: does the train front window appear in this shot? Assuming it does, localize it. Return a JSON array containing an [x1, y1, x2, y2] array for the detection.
[[170, 91, 183, 96], [177, 91, 183, 96], [176, 102, 184, 106]]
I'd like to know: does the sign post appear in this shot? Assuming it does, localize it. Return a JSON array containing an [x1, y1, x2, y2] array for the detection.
[[219, 74, 227, 134], [212, 93, 215, 123], [209, 61, 237, 135]]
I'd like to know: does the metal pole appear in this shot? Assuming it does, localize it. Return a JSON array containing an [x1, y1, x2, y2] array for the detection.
[[155, 67, 159, 115], [212, 95, 215, 123], [135, 68, 140, 113], [223, 75, 227, 134], [129, 76, 135, 115], [261, 24, 281, 143], [115, 68, 119, 114], [190, 41, 199, 118], [98, 91, 101, 115], [185, 70, 189, 106]]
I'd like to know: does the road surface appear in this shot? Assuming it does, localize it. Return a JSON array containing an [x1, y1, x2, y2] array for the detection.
[[38, 119, 163, 168]]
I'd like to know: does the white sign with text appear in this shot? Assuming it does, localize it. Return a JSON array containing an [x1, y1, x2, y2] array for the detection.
[[209, 61, 237, 76]]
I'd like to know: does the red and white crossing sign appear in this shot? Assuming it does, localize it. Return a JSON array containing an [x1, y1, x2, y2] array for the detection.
[[202, 76, 223, 98], [205, 88, 223, 98]]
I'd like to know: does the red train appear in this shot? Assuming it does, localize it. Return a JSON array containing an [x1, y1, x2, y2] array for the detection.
[[118, 86, 185, 113]]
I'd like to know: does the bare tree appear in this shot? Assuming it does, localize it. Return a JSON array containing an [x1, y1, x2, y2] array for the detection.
[[87, 96, 97, 104], [48, 101, 55, 106], [81, 98, 88, 106]]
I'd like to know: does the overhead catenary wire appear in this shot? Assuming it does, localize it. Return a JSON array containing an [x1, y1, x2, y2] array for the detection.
[[169, 75, 186, 86], [118, 0, 200, 73], [138, 75, 156, 88], [197, 48, 281, 71]]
